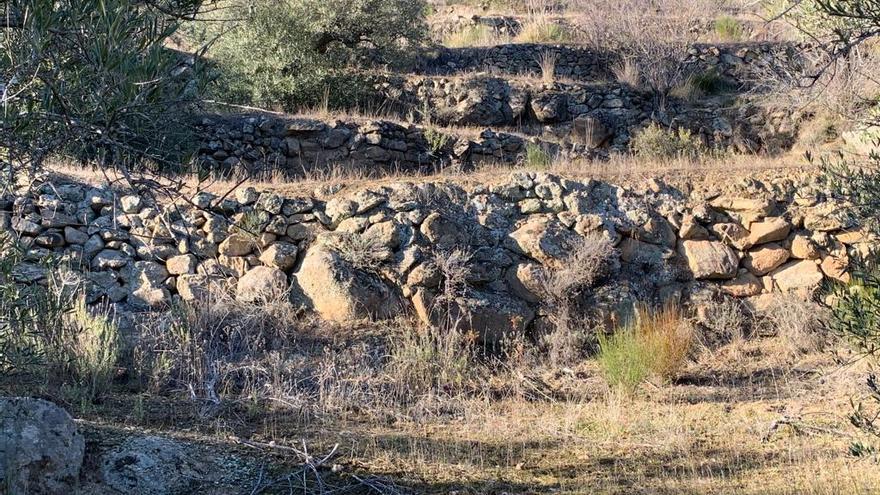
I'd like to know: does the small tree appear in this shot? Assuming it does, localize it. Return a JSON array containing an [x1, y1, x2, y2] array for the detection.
[[808, 0, 880, 456], [201, 0, 428, 110], [0, 1, 214, 186]]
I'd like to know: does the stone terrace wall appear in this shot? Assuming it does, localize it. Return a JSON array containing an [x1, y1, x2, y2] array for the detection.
[[422, 42, 806, 87], [196, 114, 530, 175], [2, 171, 871, 342]]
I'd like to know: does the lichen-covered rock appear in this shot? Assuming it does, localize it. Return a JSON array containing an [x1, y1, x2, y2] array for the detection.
[[236, 266, 288, 303], [820, 255, 850, 283], [506, 216, 580, 269], [791, 234, 821, 260], [743, 243, 790, 276], [680, 240, 739, 280], [258, 242, 299, 271], [721, 271, 763, 297], [166, 254, 198, 275], [0, 397, 84, 494], [506, 262, 546, 304], [91, 249, 131, 270], [413, 289, 534, 345], [709, 196, 773, 224], [770, 260, 824, 293], [100, 436, 243, 495], [219, 234, 255, 257], [747, 217, 790, 246], [127, 261, 171, 308], [296, 243, 400, 321], [177, 274, 214, 301]]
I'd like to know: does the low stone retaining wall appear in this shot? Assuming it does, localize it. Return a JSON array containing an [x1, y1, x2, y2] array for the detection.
[[196, 114, 533, 176], [2, 170, 870, 342], [422, 42, 806, 87]]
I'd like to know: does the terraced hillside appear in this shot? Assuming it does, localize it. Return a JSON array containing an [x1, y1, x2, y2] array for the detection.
[[3, 1, 880, 494]]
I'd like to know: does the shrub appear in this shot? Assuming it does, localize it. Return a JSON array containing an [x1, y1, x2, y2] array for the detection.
[[696, 296, 750, 348], [515, 19, 570, 44], [388, 323, 476, 399], [424, 127, 451, 155], [201, 0, 428, 110], [671, 70, 728, 101], [133, 288, 296, 401], [830, 257, 880, 354], [540, 234, 618, 365], [1, 0, 207, 178], [761, 294, 829, 354], [0, 236, 120, 401], [0, 238, 68, 375], [597, 305, 693, 393], [66, 299, 120, 401], [630, 122, 707, 159], [328, 231, 392, 272], [444, 24, 499, 47], [612, 58, 641, 88], [574, 0, 718, 106], [714, 15, 744, 41], [537, 50, 558, 84], [524, 143, 553, 169]]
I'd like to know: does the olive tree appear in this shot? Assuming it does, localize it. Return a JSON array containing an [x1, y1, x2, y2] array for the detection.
[[804, 0, 880, 456], [0, 0, 215, 188], [201, 0, 428, 110]]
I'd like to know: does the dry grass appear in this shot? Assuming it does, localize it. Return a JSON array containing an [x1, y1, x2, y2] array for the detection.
[[537, 50, 558, 84], [760, 294, 830, 355], [24, 330, 874, 494], [443, 24, 508, 48], [539, 233, 617, 365], [598, 304, 695, 393]]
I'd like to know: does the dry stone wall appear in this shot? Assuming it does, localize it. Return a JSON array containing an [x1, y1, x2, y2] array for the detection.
[[197, 114, 530, 176], [2, 170, 871, 343], [423, 42, 806, 88], [197, 101, 801, 178]]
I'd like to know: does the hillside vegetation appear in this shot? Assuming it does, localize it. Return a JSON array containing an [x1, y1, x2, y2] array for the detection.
[[2, 1, 880, 494]]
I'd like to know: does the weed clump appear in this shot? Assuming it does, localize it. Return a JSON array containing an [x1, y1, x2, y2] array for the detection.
[[631, 122, 708, 160], [597, 305, 693, 393]]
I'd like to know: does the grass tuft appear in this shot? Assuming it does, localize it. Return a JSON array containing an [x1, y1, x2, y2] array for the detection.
[[598, 304, 693, 393]]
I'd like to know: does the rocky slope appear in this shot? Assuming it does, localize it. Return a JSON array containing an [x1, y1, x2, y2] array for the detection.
[[2, 169, 868, 344]]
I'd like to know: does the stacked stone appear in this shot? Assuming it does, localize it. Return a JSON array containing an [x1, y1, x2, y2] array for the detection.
[[1, 171, 870, 344], [426, 41, 805, 87]]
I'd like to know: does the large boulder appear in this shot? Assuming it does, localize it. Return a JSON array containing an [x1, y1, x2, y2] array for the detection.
[[235, 266, 288, 303], [412, 289, 534, 345], [680, 240, 739, 280], [742, 243, 790, 276], [506, 216, 580, 269], [0, 398, 85, 494], [100, 436, 247, 495], [769, 260, 824, 293], [747, 217, 790, 246], [296, 243, 400, 321]]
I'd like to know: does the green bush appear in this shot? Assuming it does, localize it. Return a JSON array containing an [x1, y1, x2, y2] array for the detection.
[[424, 127, 451, 155], [200, 0, 428, 110], [515, 20, 571, 44], [1, 0, 207, 176], [714, 15, 744, 41], [830, 257, 880, 354], [0, 235, 119, 401], [631, 122, 707, 159], [597, 305, 693, 394], [524, 143, 553, 169]]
